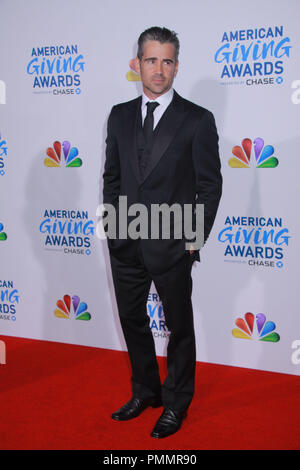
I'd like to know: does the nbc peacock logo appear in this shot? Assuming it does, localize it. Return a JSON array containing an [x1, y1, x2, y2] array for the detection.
[[44, 141, 82, 168], [229, 138, 278, 168], [232, 312, 280, 342], [54, 294, 91, 321], [0, 223, 7, 241], [126, 58, 141, 82]]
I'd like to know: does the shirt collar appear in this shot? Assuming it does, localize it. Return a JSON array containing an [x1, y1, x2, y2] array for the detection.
[[142, 88, 174, 109]]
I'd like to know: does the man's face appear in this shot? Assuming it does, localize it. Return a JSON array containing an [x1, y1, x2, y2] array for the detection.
[[136, 40, 178, 99]]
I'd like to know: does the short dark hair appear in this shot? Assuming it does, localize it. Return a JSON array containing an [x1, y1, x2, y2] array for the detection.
[[137, 27, 180, 62]]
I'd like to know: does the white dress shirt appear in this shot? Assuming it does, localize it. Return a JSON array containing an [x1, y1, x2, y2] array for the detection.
[[141, 88, 174, 129]]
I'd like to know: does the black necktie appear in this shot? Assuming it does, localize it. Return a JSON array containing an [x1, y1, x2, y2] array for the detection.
[[143, 101, 159, 144]]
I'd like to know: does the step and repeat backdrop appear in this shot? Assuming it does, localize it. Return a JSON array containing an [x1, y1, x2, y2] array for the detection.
[[0, 0, 299, 375]]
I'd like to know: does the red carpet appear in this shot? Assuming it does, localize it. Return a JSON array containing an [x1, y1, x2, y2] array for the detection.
[[0, 335, 299, 450]]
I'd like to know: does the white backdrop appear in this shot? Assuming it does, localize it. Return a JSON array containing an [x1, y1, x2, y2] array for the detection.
[[1, 0, 299, 376]]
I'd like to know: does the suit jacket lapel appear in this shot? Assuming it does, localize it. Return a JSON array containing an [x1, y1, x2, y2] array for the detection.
[[124, 96, 142, 185], [140, 91, 189, 184]]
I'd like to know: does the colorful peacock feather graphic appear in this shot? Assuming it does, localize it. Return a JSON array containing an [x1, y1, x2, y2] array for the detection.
[[232, 312, 280, 342], [126, 58, 141, 82], [54, 294, 91, 321], [229, 138, 279, 168], [0, 222, 7, 241], [44, 141, 82, 168]]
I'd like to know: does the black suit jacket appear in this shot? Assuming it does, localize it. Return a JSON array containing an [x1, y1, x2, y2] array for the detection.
[[103, 90, 222, 274]]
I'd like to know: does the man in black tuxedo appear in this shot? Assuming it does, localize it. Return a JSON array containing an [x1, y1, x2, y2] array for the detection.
[[103, 27, 222, 438]]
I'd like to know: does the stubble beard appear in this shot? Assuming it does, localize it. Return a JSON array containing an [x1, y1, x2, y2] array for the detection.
[[143, 78, 173, 98]]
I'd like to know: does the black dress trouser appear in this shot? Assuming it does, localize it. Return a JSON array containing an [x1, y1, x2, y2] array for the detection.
[[109, 243, 196, 413]]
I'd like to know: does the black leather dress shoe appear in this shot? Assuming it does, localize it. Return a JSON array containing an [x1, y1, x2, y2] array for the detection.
[[111, 396, 162, 421], [150, 408, 187, 438]]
